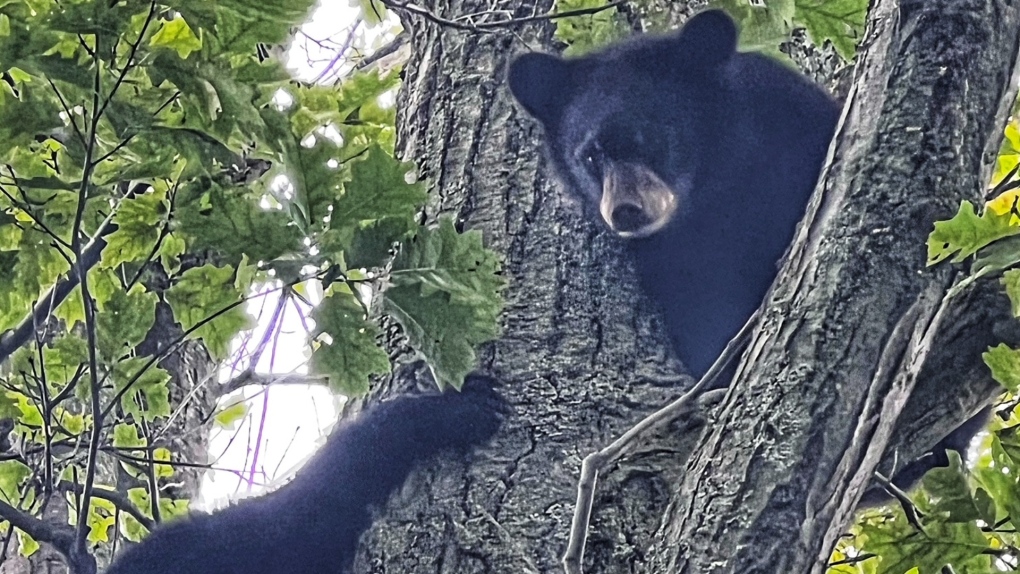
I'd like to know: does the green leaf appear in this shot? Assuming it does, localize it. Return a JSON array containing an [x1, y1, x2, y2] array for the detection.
[[1002, 268, 1020, 317], [0, 460, 31, 501], [45, 0, 136, 36], [859, 510, 986, 574], [983, 343, 1020, 392], [323, 145, 426, 251], [112, 423, 146, 449], [973, 487, 997, 526], [383, 218, 504, 389], [552, 0, 629, 56], [174, 0, 317, 54], [974, 434, 1020, 526], [712, 0, 795, 57], [335, 69, 401, 119], [16, 530, 39, 557], [102, 191, 168, 269], [152, 448, 174, 478], [922, 452, 979, 523], [174, 179, 304, 264], [309, 290, 390, 396], [12, 228, 71, 308], [165, 264, 254, 359], [149, 16, 202, 59], [997, 424, 1020, 468], [95, 285, 158, 361], [793, 0, 868, 61], [994, 118, 1020, 185], [85, 496, 116, 544], [18, 335, 89, 392], [10, 392, 43, 429], [0, 392, 20, 420], [124, 488, 189, 541], [113, 358, 172, 421], [343, 216, 414, 270], [214, 402, 248, 429], [927, 201, 1020, 265]]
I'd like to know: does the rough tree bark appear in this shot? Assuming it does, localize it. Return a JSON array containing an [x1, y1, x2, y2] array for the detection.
[[352, 1, 1020, 573], [649, 2, 1020, 572], [352, 2, 701, 572]]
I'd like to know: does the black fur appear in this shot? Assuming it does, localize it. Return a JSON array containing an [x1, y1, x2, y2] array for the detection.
[[509, 9, 981, 505], [510, 10, 840, 377], [104, 377, 504, 574]]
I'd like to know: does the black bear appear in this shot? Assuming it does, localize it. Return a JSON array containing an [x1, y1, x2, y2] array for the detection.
[[508, 9, 839, 377], [508, 10, 982, 504], [104, 378, 503, 574]]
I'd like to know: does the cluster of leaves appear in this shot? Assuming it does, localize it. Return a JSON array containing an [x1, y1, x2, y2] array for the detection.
[[0, 0, 503, 563], [713, 0, 866, 60], [551, 0, 867, 61], [551, 0, 630, 56], [830, 411, 1020, 574]]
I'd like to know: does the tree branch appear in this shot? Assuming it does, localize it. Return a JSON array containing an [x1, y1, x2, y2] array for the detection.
[[378, 0, 625, 33]]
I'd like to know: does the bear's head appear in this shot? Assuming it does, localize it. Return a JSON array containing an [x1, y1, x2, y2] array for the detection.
[[508, 10, 738, 238]]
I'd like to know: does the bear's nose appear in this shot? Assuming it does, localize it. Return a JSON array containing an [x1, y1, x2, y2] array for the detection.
[[611, 204, 652, 233]]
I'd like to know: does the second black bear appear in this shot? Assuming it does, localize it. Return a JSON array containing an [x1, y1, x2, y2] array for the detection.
[[104, 378, 503, 574], [508, 9, 839, 377]]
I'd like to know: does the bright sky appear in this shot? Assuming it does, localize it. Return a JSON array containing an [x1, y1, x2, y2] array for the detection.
[[198, 0, 400, 508]]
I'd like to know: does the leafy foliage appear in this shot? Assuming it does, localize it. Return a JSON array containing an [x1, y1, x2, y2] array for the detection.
[[0, 0, 503, 566], [713, 0, 796, 57], [793, 0, 867, 60], [708, 0, 867, 60], [552, 0, 866, 68], [551, 0, 629, 55], [384, 219, 505, 390], [310, 288, 391, 396]]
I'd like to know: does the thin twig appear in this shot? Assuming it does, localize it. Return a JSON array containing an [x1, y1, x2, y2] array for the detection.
[[95, 0, 158, 120], [70, 26, 106, 561], [871, 471, 926, 531], [377, 0, 626, 33], [46, 79, 88, 148], [0, 179, 74, 252]]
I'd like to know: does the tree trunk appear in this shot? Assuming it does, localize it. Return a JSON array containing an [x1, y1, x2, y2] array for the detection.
[[353, 1, 698, 572], [650, 2, 1020, 572], [353, 1, 1020, 573]]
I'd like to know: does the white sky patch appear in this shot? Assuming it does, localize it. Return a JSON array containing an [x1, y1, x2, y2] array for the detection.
[[272, 88, 295, 111], [318, 123, 344, 146], [198, 283, 345, 509], [286, 1, 400, 83], [377, 88, 397, 109]]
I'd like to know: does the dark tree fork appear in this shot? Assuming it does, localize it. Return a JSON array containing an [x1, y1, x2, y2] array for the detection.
[[362, 1, 1020, 573]]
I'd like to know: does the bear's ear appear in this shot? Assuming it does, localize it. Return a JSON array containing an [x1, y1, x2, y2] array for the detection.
[[673, 9, 738, 69], [508, 52, 574, 126]]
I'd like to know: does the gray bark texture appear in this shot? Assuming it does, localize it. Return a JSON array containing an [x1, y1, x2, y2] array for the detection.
[[351, 1, 1020, 573], [352, 1, 699, 572], [649, 2, 1020, 573]]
